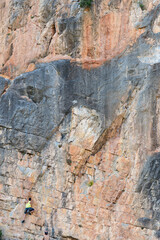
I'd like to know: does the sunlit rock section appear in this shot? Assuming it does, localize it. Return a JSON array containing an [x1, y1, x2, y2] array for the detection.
[[1, 0, 158, 78]]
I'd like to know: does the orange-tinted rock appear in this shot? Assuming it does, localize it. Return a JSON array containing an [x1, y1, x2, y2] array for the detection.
[[0, 0, 152, 78], [116, 156, 131, 177], [25, 63, 36, 73]]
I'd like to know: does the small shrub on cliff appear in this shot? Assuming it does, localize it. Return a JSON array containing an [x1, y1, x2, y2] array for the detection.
[[138, 1, 145, 11], [79, 0, 93, 8], [87, 180, 94, 187]]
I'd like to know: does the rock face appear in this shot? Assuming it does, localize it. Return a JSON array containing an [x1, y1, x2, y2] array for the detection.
[[1, 0, 160, 240], [0, 0, 150, 78]]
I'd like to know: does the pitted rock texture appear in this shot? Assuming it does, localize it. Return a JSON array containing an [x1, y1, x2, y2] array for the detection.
[[1, 1, 160, 240]]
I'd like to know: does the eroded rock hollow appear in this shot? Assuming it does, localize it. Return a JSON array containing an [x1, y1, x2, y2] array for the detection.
[[1, 0, 160, 239]]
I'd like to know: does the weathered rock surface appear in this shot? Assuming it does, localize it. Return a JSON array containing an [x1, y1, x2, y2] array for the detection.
[[1, 0, 160, 240], [0, 0, 156, 78]]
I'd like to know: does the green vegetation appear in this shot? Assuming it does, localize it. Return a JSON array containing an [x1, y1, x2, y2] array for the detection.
[[87, 180, 94, 187], [66, 158, 72, 165], [138, 1, 145, 11], [79, 0, 93, 8], [0, 230, 2, 240]]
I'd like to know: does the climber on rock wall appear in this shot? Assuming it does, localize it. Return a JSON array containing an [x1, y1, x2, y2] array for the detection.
[[21, 197, 34, 223]]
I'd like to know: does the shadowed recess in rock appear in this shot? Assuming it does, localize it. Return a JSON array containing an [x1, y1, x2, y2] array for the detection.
[[137, 152, 160, 238]]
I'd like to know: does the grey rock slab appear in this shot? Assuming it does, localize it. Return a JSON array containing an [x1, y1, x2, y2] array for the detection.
[[136, 152, 160, 233], [0, 35, 159, 152], [0, 77, 10, 96], [39, 0, 57, 24], [135, 4, 160, 29], [8, 0, 31, 30]]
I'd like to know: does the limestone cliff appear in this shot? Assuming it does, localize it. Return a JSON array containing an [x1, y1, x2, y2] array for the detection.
[[1, 0, 160, 240]]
